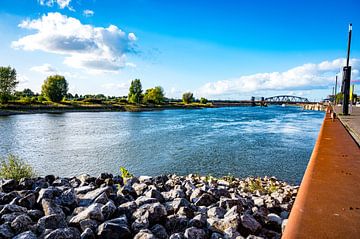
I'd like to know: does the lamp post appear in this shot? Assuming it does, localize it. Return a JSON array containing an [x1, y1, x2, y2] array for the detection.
[[342, 23, 352, 115], [334, 75, 338, 104]]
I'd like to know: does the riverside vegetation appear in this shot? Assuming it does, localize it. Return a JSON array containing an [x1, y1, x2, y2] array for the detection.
[[0, 156, 297, 239], [0, 66, 211, 115]]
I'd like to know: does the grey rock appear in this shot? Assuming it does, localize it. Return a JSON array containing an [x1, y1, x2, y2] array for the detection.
[[93, 192, 108, 205], [0, 204, 27, 215], [60, 188, 77, 206], [18, 193, 36, 209], [52, 178, 70, 187], [1, 212, 24, 223], [165, 215, 189, 234], [79, 219, 98, 232], [132, 217, 150, 233], [13, 231, 37, 239], [190, 188, 204, 202], [184, 226, 206, 239], [0, 179, 17, 193], [133, 183, 148, 196], [42, 199, 64, 216], [208, 213, 240, 233], [0, 223, 14, 238], [75, 185, 95, 195], [253, 198, 264, 207], [207, 206, 226, 219], [177, 206, 194, 218], [27, 209, 44, 221], [240, 214, 261, 235], [37, 187, 62, 203], [134, 229, 157, 239], [69, 203, 104, 224], [210, 232, 224, 239], [189, 213, 207, 228], [145, 189, 165, 203], [281, 219, 288, 233], [117, 201, 138, 219], [220, 197, 243, 211], [101, 200, 116, 220], [44, 227, 81, 239], [81, 228, 95, 239], [37, 214, 67, 231], [135, 196, 159, 207], [150, 224, 168, 239], [224, 227, 243, 239], [18, 178, 34, 190], [10, 214, 33, 233], [79, 186, 112, 206], [1, 191, 20, 204], [194, 193, 215, 207], [267, 213, 282, 225], [133, 202, 167, 223], [97, 216, 131, 239], [172, 198, 191, 213], [169, 232, 184, 239], [280, 211, 289, 219]]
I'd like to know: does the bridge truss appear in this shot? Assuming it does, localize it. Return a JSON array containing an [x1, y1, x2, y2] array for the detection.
[[264, 95, 309, 103]]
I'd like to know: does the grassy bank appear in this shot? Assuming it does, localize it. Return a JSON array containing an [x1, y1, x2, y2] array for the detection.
[[0, 101, 214, 116]]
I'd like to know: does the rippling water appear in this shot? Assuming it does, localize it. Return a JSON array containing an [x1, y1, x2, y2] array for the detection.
[[0, 106, 324, 184]]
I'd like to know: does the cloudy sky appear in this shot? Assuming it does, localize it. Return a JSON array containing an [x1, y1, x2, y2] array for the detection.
[[0, 0, 359, 101]]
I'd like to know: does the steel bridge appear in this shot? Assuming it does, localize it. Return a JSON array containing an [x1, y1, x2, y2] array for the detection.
[[264, 95, 309, 103]]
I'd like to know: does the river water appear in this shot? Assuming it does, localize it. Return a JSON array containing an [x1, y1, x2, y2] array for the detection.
[[0, 106, 324, 184]]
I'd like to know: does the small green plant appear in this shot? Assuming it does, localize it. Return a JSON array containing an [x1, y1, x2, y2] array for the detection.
[[267, 180, 279, 193], [0, 154, 35, 180], [247, 177, 264, 192], [120, 166, 133, 183], [205, 174, 214, 183], [222, 173, 235, 183]]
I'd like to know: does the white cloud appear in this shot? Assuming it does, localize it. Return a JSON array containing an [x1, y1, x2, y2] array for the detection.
[[39, 0, 73, 10], [101, 82, 130, 90], [83, 9, 94, 17], [198, 58, 360, 97], [12, 12, 137, 72], [30, 63, 58, 74]]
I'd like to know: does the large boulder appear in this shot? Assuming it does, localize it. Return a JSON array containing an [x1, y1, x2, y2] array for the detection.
[[69, 203, 104, 224], [44, 227, 81, 239], [97, 216, 131, 239]]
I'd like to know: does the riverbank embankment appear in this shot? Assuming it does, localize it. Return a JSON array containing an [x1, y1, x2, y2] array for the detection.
[[283, 107, 360, 238], [0, 174, 297, 238]]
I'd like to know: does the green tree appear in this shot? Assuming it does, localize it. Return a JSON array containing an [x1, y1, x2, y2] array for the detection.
[[182, 92, 194, 104], [143, 86, 165, 104], [199, 97, 208, 104], [128, 79, 143, 104], [41, 75, 68, 102], [22, 88, 34, 97], [0, 66, 18, 103]]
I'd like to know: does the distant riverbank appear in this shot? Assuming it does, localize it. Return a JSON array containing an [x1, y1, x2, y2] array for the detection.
[[0, 103, 213, 116], [0, 101, 265, 116]]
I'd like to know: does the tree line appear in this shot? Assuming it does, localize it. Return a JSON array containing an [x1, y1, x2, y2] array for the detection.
[[0, 66, 208, 105]]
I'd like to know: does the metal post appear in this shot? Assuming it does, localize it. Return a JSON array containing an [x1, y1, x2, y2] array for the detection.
[[343, 23, 352, 115], [334, 75, 338, 104]]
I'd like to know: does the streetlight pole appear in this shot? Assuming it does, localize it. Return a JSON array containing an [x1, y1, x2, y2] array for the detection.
[[342, 23, 352, 115], [334, 75, 338, 104]]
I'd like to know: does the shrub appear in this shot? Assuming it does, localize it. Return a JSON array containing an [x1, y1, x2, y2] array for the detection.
[[199, 97, 208, 104], [0, 154, 35, 180], [120, 166, 133, 183], [182, 92, 194, 104], [41, 75, 68, 102]]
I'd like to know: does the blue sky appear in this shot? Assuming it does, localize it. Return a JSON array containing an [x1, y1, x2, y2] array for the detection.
[[0, 0, 359, 101]]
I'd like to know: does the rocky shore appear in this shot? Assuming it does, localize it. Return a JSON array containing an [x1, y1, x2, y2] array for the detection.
[[0, 174, 298, 239]]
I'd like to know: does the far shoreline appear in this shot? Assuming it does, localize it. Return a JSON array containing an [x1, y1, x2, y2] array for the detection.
[[0, 102, 259, 116], [0, 101, 314, 116]]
